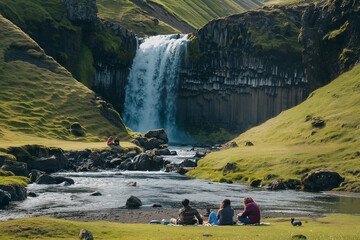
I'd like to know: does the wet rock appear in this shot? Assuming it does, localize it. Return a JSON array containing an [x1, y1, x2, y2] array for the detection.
[[144, 129, 168, 144], [90, 191, 102, 196], [224, 142, 238, 148], [301, 168, 344, 191], [250, 179, 262, 187], [195, 151, 207, 158], [154, 148, 171, 155], [176, 167, 195, 175], [180, 159, 196, 168], [119, 159, 134, 170], [170, 151, 177, 155], [126, 195, 142, 208], [1, 160, 29, 177], [53, 176, 75, 185], [127, 182, 137, 186], [36, 174, 57, 184], [267, 179, 286, 190], [152, 203, 162, 208], [0, 184, 27, 201], [226, 180, 233, 184], [109, 158, 124, 168], [223, 162, 237, 175], [27, 192, 37, 197], [132, 153, 161, 171], [245, 141, 254, 146], [29, 170, 42, 183], [0, 189, 11, 207], [0, 155, 10, 168], [285, 179, 302, 190], [79, 228, 94, 240]]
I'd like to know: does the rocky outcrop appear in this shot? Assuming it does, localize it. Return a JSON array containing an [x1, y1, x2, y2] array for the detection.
[[302, 168, 344, 191], [63, 0, 98, 22], [299, 0, 360, 90], [0, 184, 27, 201], [1, 160, 29, 177], [180, 3, 309, 133], [144, 129, 168, 144]]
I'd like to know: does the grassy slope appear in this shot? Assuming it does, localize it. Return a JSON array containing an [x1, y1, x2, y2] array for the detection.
[[97, 0, 260, 36], [97, 0, 180, 36], [188, 64, 360, 191], [0, 15, 131, 143], [0, 215, 359, 239]]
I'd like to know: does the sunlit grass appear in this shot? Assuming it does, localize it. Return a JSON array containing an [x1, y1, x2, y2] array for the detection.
[[189, 64, 360, 192]]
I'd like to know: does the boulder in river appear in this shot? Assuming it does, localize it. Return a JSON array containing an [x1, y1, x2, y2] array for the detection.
[[285, 179, 302, 190], [29, 170, 42, 183], [0, 184, 27, 201], [126, 195, 142, 208], [301, 168, 344, 191], [90, 191, 102, 196], [30, 152, 69, 173], [1, 160, 29, 177], [144, 129, 168, 143], [36, 174, 57, 184], [180, 159, 196, 168], [127, 182, 137, 186], [0, 189, 11, 207], [250, 179, 262, 187], [53, 176, 75, 185], [132, 153, 161, 171]]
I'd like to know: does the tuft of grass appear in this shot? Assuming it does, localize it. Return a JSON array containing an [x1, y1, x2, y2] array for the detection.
[[188, 63, 360, 191], [0, 175, 29, 186], [0, 215, 360, 239]]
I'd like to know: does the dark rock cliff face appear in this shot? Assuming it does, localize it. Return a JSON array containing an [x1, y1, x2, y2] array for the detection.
[[179, 4, 310, 132], [299, 0, 360, 90]]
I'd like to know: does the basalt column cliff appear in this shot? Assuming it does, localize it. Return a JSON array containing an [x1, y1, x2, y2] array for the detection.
[[179, 4, 309, 133]]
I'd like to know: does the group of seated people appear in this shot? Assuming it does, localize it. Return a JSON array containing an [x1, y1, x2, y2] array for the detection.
[[170, 197, 260, 225], [107, 136, 120, 146]]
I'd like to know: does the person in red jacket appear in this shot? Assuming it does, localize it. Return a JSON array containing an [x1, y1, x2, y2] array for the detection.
[[237, 197, 260, 224], [107, 136, 114, 146]]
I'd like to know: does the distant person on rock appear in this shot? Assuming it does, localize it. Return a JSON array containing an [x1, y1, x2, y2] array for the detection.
[[170, 199, 203, 225], [107, 136, 114, 146], [114, 137, 120, 146], [237, 197, 260, 225], [207, 199, 234, 225]]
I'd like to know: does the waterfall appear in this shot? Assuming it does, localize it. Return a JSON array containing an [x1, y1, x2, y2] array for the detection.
[[123, 34, 189, 141]]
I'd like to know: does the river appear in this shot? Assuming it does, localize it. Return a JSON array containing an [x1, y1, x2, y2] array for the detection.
[[1, 145, 360, 221]]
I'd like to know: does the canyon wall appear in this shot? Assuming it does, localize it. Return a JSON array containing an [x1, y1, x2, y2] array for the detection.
[[179, 3, 309, 132]]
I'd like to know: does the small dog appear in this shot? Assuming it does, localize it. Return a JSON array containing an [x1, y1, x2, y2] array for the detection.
[[291, 218, 302, 226]]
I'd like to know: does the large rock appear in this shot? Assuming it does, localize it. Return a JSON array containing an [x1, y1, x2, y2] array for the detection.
[[266, 179, 286, 191], [126, 195, 142, 208], [29, 170, 42, 183], [223, 162, 237, 175], [1, 160, 29, 177], [180, 159, 196, 168], [54, 176, 75, 185], [31, 152, 69, 173], [301, 168, 344, 191], [63, 0, 98, 22], [143, 138, 164, 150], [132, 153, 161, 171], [0, 184, 27, 201], [0, 189, 11, 207], [79, 229, 94, 240], [144, 129, 168, 143], [36, 174, 57, 184], [0, 155, 10, 168]]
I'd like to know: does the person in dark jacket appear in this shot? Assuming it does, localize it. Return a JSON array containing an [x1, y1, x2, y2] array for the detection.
[[208, 199, 234, 225], [237, 197, 260, 224], [170, 199, 203, 225]]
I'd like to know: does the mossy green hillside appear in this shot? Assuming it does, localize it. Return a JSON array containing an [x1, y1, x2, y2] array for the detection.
[[0, 15, 130, 142], [97, 0, 179, 36], [188, 63, 360, 191], [0, 215, 360, 239]]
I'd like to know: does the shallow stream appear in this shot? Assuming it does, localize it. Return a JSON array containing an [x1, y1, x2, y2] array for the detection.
[[1, 146, 360, 221]]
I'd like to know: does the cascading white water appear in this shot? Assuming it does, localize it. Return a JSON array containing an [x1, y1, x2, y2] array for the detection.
[[123, 34, 189, 141]]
